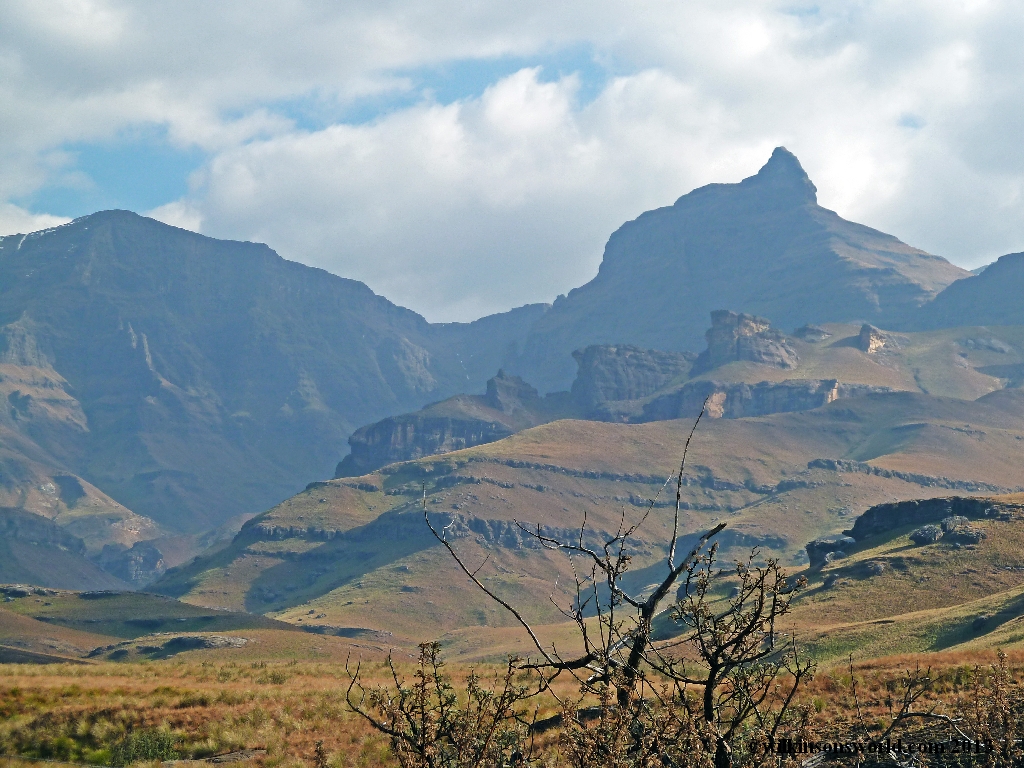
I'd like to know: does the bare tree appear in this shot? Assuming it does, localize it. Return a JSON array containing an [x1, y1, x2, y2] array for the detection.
[[660, 546, 813, 767], [346, 641, 538, 768], [421, 402, 813, 767]]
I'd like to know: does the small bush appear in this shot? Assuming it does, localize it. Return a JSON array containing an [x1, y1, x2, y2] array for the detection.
[[110, 729, 178, 766]]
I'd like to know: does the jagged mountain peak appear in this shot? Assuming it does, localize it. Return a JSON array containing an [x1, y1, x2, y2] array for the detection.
[[511, 149, 967, 391], [742, 146, 817, 204]]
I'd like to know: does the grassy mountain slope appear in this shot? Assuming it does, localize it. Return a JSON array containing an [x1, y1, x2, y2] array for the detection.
[[0, 509, 129, 590], [154, 389, 1024, 650], [785, 493, 1024, 661]]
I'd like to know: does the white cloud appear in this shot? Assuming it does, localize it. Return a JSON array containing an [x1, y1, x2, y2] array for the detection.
[[0, 203, 70, 236], [3, 1, 1024, 318]]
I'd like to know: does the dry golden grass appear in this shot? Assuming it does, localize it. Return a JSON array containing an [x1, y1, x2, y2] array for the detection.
[[6, 647, 1024, 766]]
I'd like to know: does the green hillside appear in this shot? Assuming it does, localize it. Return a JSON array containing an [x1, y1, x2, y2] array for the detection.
[[154, 388, 1024, 653]]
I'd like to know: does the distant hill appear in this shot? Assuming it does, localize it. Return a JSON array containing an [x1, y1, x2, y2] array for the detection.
[[0, 508, 128, 591], [509, 147, 969, 391], [0, 212, 546, 535], [0, 153, 1009, 594], [917, 251, 1024, 329]]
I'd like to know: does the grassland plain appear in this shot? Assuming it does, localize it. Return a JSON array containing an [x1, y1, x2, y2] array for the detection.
[[5, 646, 1024, 766], [10, 497, 1024, 764]]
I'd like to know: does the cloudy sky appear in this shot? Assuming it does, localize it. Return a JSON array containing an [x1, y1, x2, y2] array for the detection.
[[2, 1, 1023, 321]]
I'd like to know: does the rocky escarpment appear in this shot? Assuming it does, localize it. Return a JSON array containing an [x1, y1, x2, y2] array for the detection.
[[844, 496, 1024, 542], [335, 414, 514, 478], [808, 459, 1020, 494], [692, 310, 799, 372], [335, 371, 552, 477], [570, 345, 694, 412], [639, 379, 891, 421]]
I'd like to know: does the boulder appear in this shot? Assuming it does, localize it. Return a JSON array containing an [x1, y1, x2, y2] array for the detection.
[[793, 325, 832, 342], [909, 525, 943, 545], [940, 515, 969, 532], [942, 518, 987, 545], [806, 535, 856, 568]]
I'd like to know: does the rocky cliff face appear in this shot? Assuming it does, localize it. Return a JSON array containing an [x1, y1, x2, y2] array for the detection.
[[857, 324, 891, 353], [95, 541, 167, 586], [335, 415, 514, 478], [570, 345, 694, 411], [640, 379, 892, 421], [693, 310, 798, 372], [484, 369, 542, 414], [335, 371, 551, 477], [508, 147, 968, 391], [845, 496, 1022, 541]]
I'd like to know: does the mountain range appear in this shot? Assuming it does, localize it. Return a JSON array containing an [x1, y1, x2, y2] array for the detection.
[[3, 146, 1024, 595]]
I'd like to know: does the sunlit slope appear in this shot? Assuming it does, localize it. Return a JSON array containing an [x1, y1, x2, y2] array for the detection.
[[153, 390, 1024, 646], [0, 588, 293, 641], [682, 323, 1024, 402], [784, 495, 1024, 661]]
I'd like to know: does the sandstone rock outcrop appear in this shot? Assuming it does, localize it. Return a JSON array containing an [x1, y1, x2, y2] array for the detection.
[[336, 414, 514, 478], [858, 324, 890, 353], [95, 541, 167, 586], [693, 311, 798, 372], [335, 371, 552, 477], [846, 496, 1020, 541], [570, 345, 693, 412], [484, 369, 541, 414], [793, 325, 832, 342]]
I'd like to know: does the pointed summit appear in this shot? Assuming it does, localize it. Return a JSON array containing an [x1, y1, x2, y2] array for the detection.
[[742, 146, 817, 205]]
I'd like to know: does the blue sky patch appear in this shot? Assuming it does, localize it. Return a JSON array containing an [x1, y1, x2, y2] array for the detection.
[[281, 42, 619, 130], [20, 126, 206, 219]]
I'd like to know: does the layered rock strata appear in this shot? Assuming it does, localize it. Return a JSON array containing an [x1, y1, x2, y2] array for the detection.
[[639, 379, 891, 421]]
